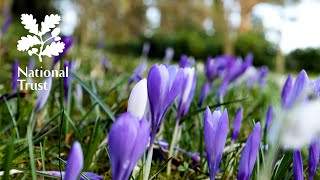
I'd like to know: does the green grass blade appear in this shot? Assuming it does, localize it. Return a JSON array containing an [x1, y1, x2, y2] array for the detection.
[[70, 71, 115, 121]]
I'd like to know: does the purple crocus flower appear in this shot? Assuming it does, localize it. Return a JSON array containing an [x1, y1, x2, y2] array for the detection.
[[218, 54, 252, 97], [231, 106, 243, 143], [1, 16, 11, 36], [281, 70, 308, 109], [53, 35, 73, 66], [265, 106, 273, 133], [238, 122, 261, 180], [142, 42, 150, 57], [309, 77, 320, 96], [127, 60, 148, 88], [108, 112, 149, 180], [147, 64, 184, 143], [204, 107, 229, 179], [64, 61, 71, 102], [63, 61, 75, 103], [247, 66, 269, 88], [308, 138, 320, 180], [179, 55, 195, 68], [35, 76, 52, 112], [12, 59, 18, 92], [198, 81, 212, 107], [177, 67, 196, 119], [28, 57, 35, 70], [293, 149, 303, 180], [100, 56, 112, 69], [163, 47, 174, 65], [41, 141, 102, 180]]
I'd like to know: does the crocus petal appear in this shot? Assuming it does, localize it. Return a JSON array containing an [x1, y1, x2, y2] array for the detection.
[[53, 35, 73, 66], [281, 75, 292, 107], [238, 122, 261, 180], [1, 16, 11, 35], [265, 106, 273, 133], [142, 42, 150, 57], [64, 141, 84, 180], [28, 57, 35, 70], [286, 70, 308, 108], [109, 112, 149, 180], [231, 107, 243, 142], [63, 61, 70, 102], [293, 149, 303, 180], [128, 79, 148, 119], [310, 77, 320, 96], [128, 60, 148, 88], [178, 67, 196, 118], [179, 55, 189, 68], [163, 47, 174, 64], [12, 59, 18, 92], [198, 81, 212, 107], [35, 76, 52, 112], [308, 138, 320, 180]]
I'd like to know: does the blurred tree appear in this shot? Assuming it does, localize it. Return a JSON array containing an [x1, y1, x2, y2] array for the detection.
[[212, 0, 233, 54], [75, 0, 146, 46], [237, 0, 299, 33], [157, 0, 209, 34]]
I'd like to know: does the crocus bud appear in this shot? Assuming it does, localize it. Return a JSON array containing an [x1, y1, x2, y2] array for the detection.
[[198, 81, 212, 107], [265, 106, 273, 133], [281, 75, 292, 107], [142, 42, 150, 57], [179, 55, 195, 68], [177, 67, 196, 119], [1, 16, 11, 36], [100, 56, 112, 70], [163, 47, 174, 64], [40, 141, 102, 179], [109, 112, 149, 180], [64, 141, 84, 180], [282, 70, 308, 109], [147, 64, 184, 143], [231, 107, 243, 142], [128, 60, 148, 88], [128, 79, 148, 119], [310, 77, 320, 96], [204, 107, 229, 179], [35, 76, 52, 112], [12, 59, 18, 92], [53, 35, 73, 66], [308, 139, 320, 180], [238, 122, 261, 180], [293, 149, 303, 180], [64, 61, 71, 102], [205, 57, 217, 81]]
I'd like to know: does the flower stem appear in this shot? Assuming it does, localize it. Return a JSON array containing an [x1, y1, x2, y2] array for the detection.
[[143, 143, 154, 180], [166, 119, 180, 176]]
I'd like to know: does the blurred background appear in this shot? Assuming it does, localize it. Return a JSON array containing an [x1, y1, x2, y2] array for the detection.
[[1, 0, 320, 73]]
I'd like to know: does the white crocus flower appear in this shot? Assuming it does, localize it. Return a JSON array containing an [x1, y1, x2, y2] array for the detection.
[[127, 78, 149, 119], [181, 67, 195, 105], [269, 100, 320, 149]]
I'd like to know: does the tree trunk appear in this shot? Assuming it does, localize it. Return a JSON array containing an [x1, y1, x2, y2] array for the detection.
[[213, 0, 233, 54], [238, 0, 258, 33]]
